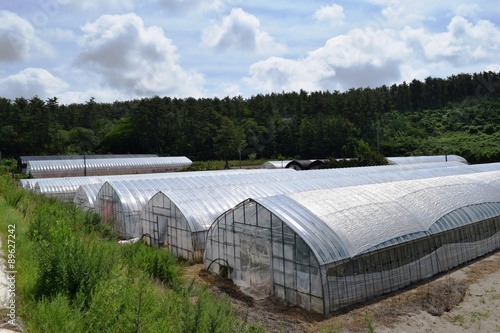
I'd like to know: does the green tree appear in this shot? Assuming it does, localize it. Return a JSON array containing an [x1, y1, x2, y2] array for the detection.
[[215, 116, 246, 169]]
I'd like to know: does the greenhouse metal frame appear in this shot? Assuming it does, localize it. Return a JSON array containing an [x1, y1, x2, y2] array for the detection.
[[204, 170, 500, 314], [140, 163, 499, 263]]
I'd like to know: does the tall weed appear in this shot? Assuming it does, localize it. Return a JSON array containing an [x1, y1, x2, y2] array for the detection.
[[32, 223, 117, 308], [120, 241, 180, 287], [23, 295, 84, 333]]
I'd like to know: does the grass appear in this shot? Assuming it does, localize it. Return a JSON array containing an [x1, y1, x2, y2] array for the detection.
[[0, 173, 266, 333]]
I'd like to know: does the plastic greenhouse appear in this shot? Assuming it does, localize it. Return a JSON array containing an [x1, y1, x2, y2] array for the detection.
[[386, 155, 467, 165], [204, 170, 500, 314], [260, 161, 293, 169], [25, 156, 192, 178], [73, 183, 105, 212], [31, 170, 247, 203], [33, 177, 108, 202], [140, 163, 500, 262], [19, 178, 38, 190], [95, 169, 297, 238], [18, 154, 158, 174]]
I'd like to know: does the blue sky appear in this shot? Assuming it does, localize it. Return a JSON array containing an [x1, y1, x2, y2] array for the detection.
[[1, 0, 499, 104]]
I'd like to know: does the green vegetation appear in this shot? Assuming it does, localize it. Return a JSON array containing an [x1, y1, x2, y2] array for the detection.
[[0, 173, 265, 332], [1, 71, 500, 164]]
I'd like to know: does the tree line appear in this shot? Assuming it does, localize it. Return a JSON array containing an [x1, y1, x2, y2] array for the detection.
[[1, 71, 500, 164]]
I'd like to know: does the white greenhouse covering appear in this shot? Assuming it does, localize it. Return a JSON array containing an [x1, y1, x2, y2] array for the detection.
[[26, 156, 192, 178], [141, 162, 500, 262], [386, 155, 467, 165], [204, 170, 500, 314]]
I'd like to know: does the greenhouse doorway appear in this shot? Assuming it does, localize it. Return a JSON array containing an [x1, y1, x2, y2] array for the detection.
[[237, 234, 272, 300]]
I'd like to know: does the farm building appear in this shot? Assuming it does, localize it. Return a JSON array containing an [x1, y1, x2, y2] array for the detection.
[[140, 162, 500, 262], [386, 155, 467, 165], [204, 170, 500, 314], [95, 169, 297, 239], [25, 156, 192, 178], [17, 154, 158, 174]]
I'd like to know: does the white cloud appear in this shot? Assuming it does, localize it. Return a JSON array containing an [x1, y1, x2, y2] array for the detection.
[[201, 8, 286, 54], [0, 10, 54, 62], [245, 15, 500, 94], [402, 16, 500, 64], [246, 27, 408, 92], [314, 4, 345, 24], [0, 68, 69, 99], [454, 3, 481, 19], [75, 13, 204, 98]]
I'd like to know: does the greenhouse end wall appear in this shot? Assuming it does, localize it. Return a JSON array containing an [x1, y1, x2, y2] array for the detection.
[[205, 199, 500, 315], [141, 192, 205, 262], [205, 200, 326, 313]]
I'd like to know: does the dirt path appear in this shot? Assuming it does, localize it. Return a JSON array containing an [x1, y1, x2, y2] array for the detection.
[[188, 250, 500, 333]]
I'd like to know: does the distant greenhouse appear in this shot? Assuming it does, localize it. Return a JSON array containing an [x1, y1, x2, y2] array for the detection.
[[204, 170, 500, 314], [18, 154, 158, 174], [260, 160, 293, 169], [25, 156, 192, 178], [26, 156, 192, 178], [140, 162, 499, 262], [260, 160, 325, 170], [386, 155, 467, 165]]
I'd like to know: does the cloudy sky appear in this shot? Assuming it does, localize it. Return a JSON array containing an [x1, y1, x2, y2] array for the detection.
[[1, 0, 499, 104]]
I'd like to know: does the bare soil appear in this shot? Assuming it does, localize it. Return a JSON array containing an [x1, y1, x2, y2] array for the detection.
[[185, 250, 500, 333]]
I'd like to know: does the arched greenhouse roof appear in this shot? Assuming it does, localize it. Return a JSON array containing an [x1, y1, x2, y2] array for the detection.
[[386, 155, 467, 165], [163, 162, 500, 236], [26, 156, 192, 178], [249, 170, 500, 267]]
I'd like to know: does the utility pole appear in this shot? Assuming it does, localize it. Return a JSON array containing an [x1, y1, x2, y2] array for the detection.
[[83, 153, 87, 176]]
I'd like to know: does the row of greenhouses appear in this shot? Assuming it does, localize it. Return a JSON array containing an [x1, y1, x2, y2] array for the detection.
[[260, 155, 468, 170], [19, 161, 500, 314], [21, 155, 192, 178]]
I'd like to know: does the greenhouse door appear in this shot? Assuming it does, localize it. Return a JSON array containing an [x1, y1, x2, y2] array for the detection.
[[238, 234, 272, 300]]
